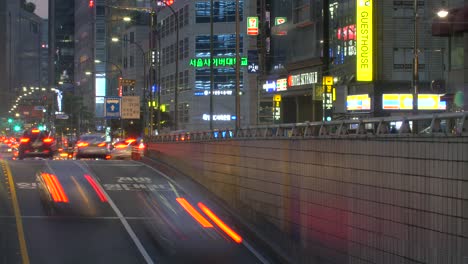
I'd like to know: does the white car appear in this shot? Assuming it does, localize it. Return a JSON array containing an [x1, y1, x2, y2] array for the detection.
[[110, 138, 145, 160]]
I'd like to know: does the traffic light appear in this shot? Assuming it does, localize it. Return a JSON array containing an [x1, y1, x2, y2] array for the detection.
[[89, 0, 94, 8], [13, 125, 21, 132], [165, 0, 174, 5], [7, 118, 13, 124]]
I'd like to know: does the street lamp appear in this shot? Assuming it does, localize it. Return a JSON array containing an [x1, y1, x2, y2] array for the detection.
[[437, 9, 449, 18], [111, 36, 148, 133]]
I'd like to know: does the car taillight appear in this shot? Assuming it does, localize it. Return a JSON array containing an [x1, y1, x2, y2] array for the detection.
[[20, 138, 30, 143], [43, 138, 54, 143], [114, 144, 127, 149], [97, 142, 106, 147], [31, 129, 40, 133], [125, 138, 136, 144], [138, 143, 145, 149], [77, 142, 89, 147]]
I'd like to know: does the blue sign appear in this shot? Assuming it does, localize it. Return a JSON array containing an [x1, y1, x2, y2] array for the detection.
[[105, 97, 121, 119]]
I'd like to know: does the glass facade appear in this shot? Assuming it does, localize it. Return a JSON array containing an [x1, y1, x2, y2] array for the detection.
[[195, 68, 243, 91], [195, 34, 243, 57], [195, 0, 244, 23]]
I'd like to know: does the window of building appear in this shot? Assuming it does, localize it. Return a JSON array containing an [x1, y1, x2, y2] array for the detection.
[[129, 32, 135, 43], [195, 1, 244, 23], [195, 34, 243, 57], [293, 0, 311, 24], [179, 39, 184, 60], [178, 8, 184, 29], [184, 37, 189, 58], [130, 55, 134, 68], [393, 1, 425, 18], [123, 57, 128, 68], [170, 14, 175, 34], [170, 44, 175, 64], [178, 103, 190, 124], [184, 5, 189, 25], [184, 70, 189, 90], [195, 68, 243, 91], [30, 22, 38, 33], [393, 47, 425, 71]]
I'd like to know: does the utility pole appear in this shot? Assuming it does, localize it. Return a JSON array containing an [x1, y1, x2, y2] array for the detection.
[[235, 0, 241, 130], [149, 11, 156, 136], [209, 0, 214, 130], [412, 0, 419, 132]]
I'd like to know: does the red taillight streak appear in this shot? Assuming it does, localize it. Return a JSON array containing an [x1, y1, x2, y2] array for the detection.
[[31, 129, 40, 133], [84, 175, 108, 202], [77, 142, 88, 147], [20, 138, 30, 143], [176, 198, 213, 228], [138, 143, 145, 149], [41, 173, 68, 203], [43, 138, 53, 143], [41, 173, 61, 202], [48, 174, 69, 203], [125, 139, 136, 144], [198, 202, 243, 243], [97, 142, 106, 147], [114, 144, 127, 149]]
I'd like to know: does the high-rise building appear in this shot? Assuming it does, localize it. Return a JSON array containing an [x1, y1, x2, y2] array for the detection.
[[0, 0, 43, 115], [157, 0, 258, 131], [49, 0, 75, 90]]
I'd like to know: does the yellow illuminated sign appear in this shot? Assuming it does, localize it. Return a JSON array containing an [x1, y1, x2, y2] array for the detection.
[[382, 94, 446, 110], [273, 94, 282, 102], [323, 76, 333, 86], [347, 94, 371, 110], [356, 0, 373, 81]]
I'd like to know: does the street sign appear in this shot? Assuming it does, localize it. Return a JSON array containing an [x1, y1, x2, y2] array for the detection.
[[247, 17, 259, 35], [121, 96, 140, 119], [55, 114, 69, 120], [104, 97, 121, 119]]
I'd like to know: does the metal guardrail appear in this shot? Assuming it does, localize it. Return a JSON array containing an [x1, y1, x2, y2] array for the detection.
[[149, 112, 468, 142]]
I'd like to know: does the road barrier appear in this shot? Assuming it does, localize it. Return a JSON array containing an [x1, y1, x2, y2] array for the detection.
[[149, 112, 468, 142]]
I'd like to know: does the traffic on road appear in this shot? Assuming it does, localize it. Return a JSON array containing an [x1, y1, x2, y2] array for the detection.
[[0, 150, 271, 263]]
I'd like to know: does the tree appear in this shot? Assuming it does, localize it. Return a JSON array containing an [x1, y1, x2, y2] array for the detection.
[[20, 0, 36, 13]]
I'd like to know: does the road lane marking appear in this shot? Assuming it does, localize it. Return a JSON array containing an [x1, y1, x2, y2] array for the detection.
[[72, 161, 155, 264], [1, 160, 30, 264]]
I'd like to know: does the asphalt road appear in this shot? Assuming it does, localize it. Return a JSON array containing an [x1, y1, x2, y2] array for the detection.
[[0, 154, 268, 264]]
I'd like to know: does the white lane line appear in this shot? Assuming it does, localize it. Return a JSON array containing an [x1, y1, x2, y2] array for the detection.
[[0, 215, 159, 220], [137, 161, 270, 264], [73, 161, 155, 264]]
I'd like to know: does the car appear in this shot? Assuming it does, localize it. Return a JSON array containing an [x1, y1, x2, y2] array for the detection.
[[73, 133, 110, 160], [17, 129, 57, 160], [110, 138, 146, 160]]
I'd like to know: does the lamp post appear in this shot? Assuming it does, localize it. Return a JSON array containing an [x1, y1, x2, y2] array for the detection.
[[235, 0, 240, 130], [111, 37, 147, 133]]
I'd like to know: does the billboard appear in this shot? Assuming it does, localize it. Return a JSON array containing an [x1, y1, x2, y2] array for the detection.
[[347, 94, 371, 110], [382, 94, 446, 110], [356, 0, 373, 81], [121, 96, 140, 119]]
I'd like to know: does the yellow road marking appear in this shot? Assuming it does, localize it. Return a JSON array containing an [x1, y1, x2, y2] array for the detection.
[[1, 160, 30, 264]]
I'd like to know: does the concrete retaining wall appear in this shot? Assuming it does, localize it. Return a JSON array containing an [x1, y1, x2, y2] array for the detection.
[[148, 136, 468, 264]]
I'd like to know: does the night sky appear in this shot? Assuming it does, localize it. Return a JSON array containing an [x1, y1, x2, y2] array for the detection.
[[32, 0, 48, 18]]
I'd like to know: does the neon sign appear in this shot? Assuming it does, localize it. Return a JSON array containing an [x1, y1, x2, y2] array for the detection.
[[189, 57, 248, 68], [356, 0, 373, 81]]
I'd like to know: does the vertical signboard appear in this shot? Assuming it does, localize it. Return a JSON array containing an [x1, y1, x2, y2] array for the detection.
[[121, 96, 141, 119], [322, 76, 334, 121], [247, 17, 259, 35], [356, 0, 373, 81]]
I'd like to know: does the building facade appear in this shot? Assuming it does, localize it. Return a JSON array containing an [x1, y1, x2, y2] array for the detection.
[[156, 0, 258, 131], [0, 0, 44, 116], [49, 0, 75, 90], [259, 0, 458, 126]]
